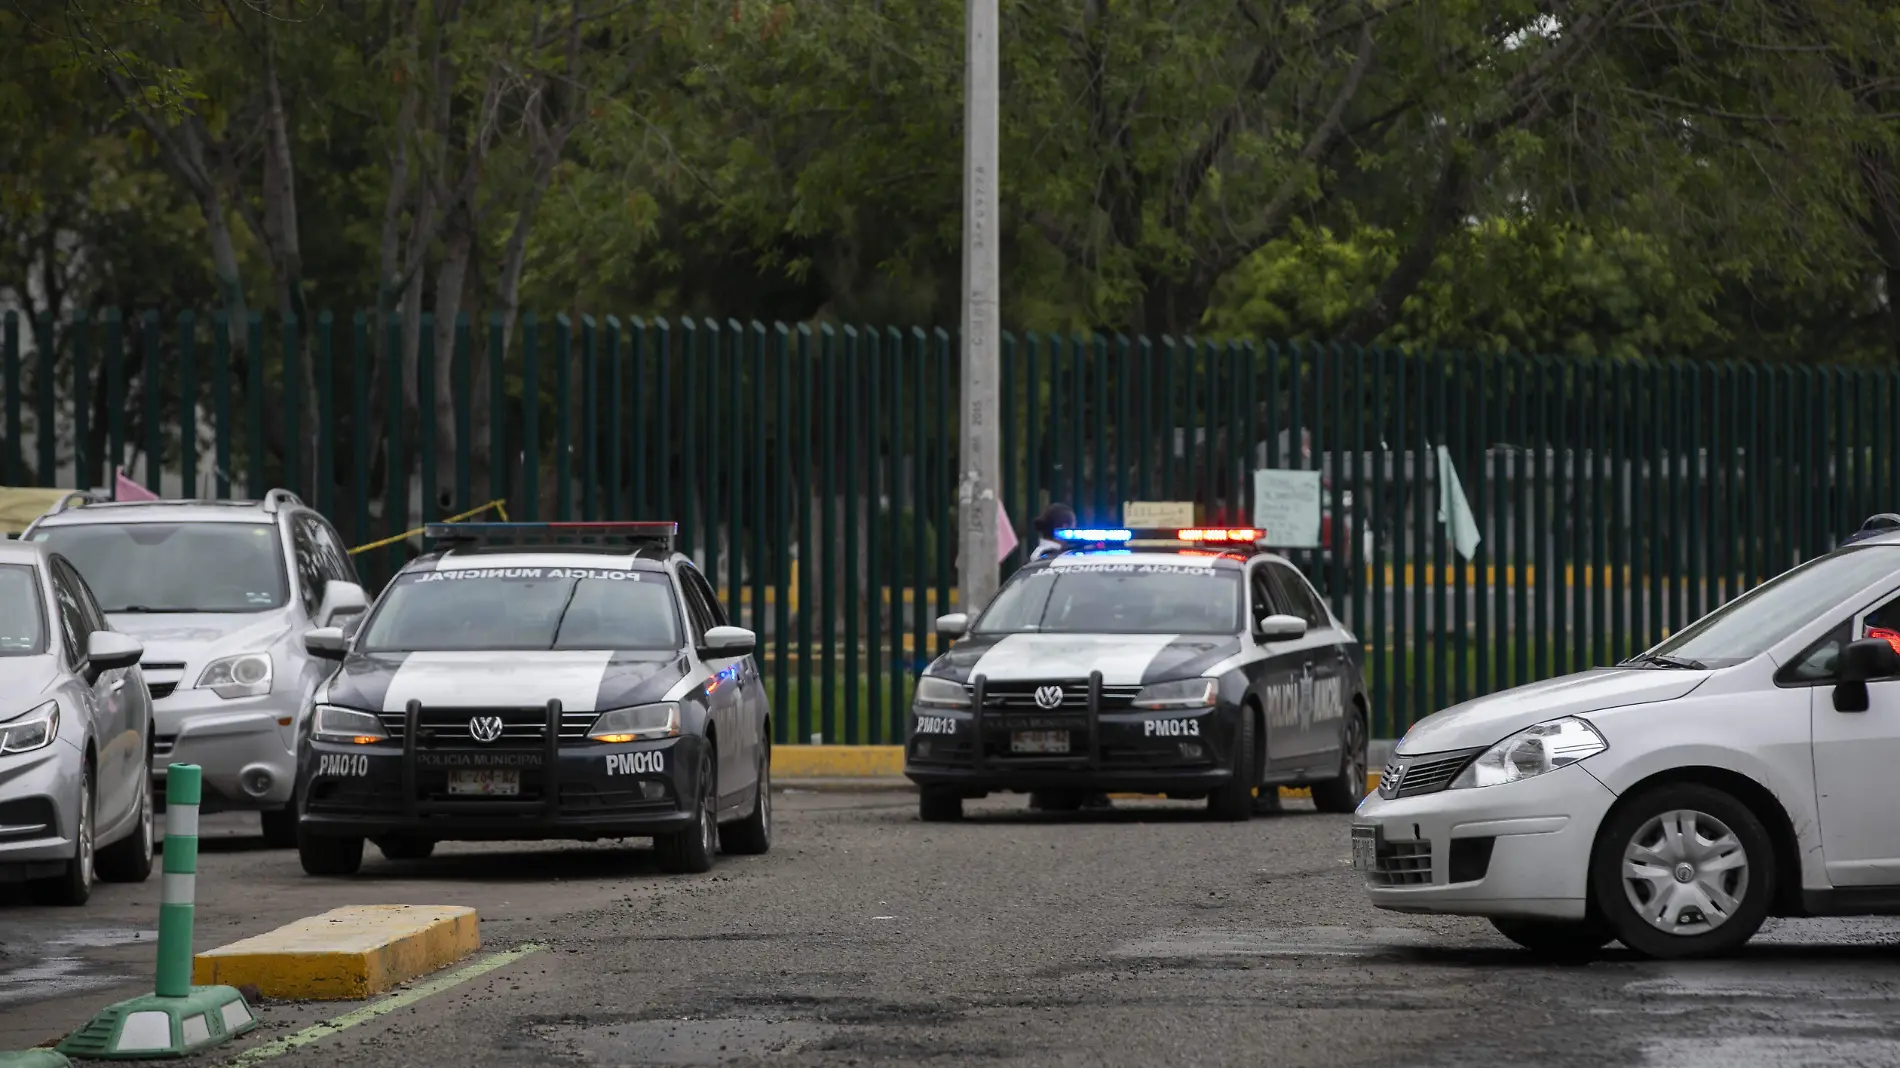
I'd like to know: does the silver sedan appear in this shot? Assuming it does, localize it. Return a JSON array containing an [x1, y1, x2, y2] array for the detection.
[[0, 540, 154, 905]]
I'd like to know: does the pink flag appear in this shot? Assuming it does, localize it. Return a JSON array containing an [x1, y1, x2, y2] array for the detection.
[[114, 467, 158, 502], [996, 499, 1019, 561]]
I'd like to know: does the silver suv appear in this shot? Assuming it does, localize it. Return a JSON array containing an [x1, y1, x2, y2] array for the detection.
[[24, 490, 369, 845]]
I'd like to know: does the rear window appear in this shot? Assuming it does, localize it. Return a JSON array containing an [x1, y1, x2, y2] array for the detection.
[[974, 560, 1242, 635], [0, 564, 47, 656], [360, 566, 683, 652]]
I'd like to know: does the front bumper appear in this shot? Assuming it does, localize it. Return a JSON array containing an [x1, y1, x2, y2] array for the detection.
[[297, 734, 706, 842], [0, 743, 83, 881], [902, 681, 1235, 795], [154, 689, 299, 811], [1351, 762, 1617, 921]]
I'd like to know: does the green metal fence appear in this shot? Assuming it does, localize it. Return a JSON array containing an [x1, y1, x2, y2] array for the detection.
[[3, 308, 1891, 742]]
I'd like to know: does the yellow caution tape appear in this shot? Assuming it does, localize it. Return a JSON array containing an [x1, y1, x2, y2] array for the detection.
[[347, 498, 510, 556]]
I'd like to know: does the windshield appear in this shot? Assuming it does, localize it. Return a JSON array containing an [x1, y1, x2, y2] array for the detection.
[[0, 564, 47, 656], [974, 560, 1242, 635], [1646, 546, 1900, 668], [360, 567, 683, 652], [32, 522, 287, 613]]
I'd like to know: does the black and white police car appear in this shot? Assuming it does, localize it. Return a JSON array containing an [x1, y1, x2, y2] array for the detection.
[[903, 527, 1371, 821], [291, 521, 771, 875]]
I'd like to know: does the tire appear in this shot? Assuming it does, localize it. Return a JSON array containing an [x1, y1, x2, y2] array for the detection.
[[657, 745, 717, 874], [1590, 782, 1774, 960], [260, 799, 299, 849], [30, 762, 95, 906], [721, 743, 772, 856], [1311, 708, 1370, 814], [1207, 707, 1258, 822], [1490, 916, 1616, 961], [375, 837, 436, 861], [298, 827, 365, 876], [97, 762, 155, 884], [919, 787, 963, 822]]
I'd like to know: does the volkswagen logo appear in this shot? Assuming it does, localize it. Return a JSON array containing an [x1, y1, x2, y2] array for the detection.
[[1033, 685, 1064, 710], [468, 715, 505, 744]]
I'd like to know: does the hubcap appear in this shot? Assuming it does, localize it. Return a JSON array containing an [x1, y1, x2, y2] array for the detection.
[[700, 756, 717, 857], [1622, 809, 1749, 936], [78, 772, 94, 888], [1345, 718, 1367, 792]]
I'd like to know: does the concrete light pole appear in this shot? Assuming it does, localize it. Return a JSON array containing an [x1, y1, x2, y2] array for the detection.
[[957, 0, 1002, 616]]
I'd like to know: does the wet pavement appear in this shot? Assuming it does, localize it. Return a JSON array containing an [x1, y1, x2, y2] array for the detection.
[[4, 792, 1900, 1066]]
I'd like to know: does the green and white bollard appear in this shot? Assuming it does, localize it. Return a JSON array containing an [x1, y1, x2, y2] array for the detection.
[[58, 765, 258, 1060]]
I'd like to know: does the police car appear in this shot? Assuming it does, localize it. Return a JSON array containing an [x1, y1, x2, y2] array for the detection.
[[904, 527, 1372, 821], [291, 522, 771, 876]]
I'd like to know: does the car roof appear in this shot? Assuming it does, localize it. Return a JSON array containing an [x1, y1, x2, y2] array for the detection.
[[30, 499, 284, 526], [1037, 548, 1259, 571], [405, 544, 675, 575], [0, 539, 47, 567]]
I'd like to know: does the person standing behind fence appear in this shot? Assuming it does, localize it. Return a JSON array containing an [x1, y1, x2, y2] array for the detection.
[[1030, 503, 1076, 561]]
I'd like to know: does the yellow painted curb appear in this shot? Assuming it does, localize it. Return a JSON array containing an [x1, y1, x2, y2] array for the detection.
[[192, 904, 481, 1001], [772, 745, 906, 778]]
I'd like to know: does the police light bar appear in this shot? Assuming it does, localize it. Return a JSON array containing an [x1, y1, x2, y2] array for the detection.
[[426, 521, 679, 549], [1175, 528, 1261, 543], [1054, 528, 1133, 542]]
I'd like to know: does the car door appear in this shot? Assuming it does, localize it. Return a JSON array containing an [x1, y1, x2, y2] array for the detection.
[[679, 565, 749, 811], [51, 558, 133, 824], [1244, 563, 1307, 772], [69, 558, 149, 818], [1794, 592, 1900, 886], [1265, 561, 1347, 763]]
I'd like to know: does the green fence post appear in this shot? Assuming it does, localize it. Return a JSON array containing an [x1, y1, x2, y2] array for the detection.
[[419, 313, 437, 521], [749, 321, 768, 659], [177, 313, 195, 498], [522, 313, 541, 523], [726, 319, 746, 609], [631, 317, 648, 516], [773, 323, 792, 745], [933, 327, 953, 659], [315, 313, 333, 518], [386, 312, 406, 580], [2, 311, 18, 485], [843, 325, 861, 743], [73, 311, 93, 492], [606, 317, 623, 520], [35, 314, 55, 487], [581, 315, 598, 522], [208, 312, 226, 497], [246, 313, 264, 496], [885, 326, 906, 732], [283, 313, 301, 499], [555, 315, 573, 522], [58, 765, 256, 1059], [351, 313, 371, 576], [454, 314, 472, 515]]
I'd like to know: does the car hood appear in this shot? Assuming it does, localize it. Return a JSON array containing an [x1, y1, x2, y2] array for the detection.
[[0, 655, 62, 714], [322, 649, 684, 712], [1396, 667, 1711, 755], [925, 632, 1245, 687], [106, 612, 291, 667]]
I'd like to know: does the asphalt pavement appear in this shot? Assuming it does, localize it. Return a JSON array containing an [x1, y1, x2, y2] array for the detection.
[[6, 793, 1900, 1067]]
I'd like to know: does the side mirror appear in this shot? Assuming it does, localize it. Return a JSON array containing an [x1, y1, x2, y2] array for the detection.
[[316, 579, 370, 628], [1255, 613, 1307, 642], [1834, 637, 1900, 712], [698, 625, 757, 659], [85, 631, 143, 680], [303, 627, 348, 661], [935, 613, 969, 639]]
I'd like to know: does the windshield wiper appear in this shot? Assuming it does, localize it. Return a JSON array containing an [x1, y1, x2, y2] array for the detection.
[[112, 605, 205, 614], [1621, 652, 1708, 670]]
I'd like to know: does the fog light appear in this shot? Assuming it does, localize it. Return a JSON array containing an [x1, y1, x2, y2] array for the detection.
[[639, 782, 667, 800], [239, 766, 274, 798], [1179, 741, 1205, 760], [915, 740, 933, 759]]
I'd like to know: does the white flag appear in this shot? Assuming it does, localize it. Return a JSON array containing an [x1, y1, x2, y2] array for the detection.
[[1436, 445, 1481, 560]]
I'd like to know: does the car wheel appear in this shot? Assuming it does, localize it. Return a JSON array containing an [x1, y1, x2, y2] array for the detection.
[[260, 793, 299, 849], [1311, 709, 1369, 814], [918, 787, 963, 822], [1490, 916, 1616, 960], [721, 744, 772, 856], [1206, 706, 1257, 822], [375, 837, 436, 861], [657, 746, 717, 874], [97, 763, 155, 884], [31, 763, 95, 906], [1590, 783, 1774, 960], [297, 826, 365, 876]]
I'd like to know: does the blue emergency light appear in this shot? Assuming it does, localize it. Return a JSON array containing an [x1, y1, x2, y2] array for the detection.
[[1054, 528, 1132, 542], [425, 521, 678, 549]]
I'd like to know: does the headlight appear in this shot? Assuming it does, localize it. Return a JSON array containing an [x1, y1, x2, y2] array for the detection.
[[197, 653, 273, 699], [0, 701, 59, 755], [1449, 717, 1607, 789], [1132, 678, 1218, 710], [587, 703, 681, 743], [913, 676, 971, 709], [311, 704, 387, 744]]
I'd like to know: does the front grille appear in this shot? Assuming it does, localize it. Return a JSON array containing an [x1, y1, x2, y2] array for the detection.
[[968, 680, 1142, 712], [144, 662, 185, 702], [375, 706, 598, 745], [147, 682, 178, 700], [1378, 747, 1481, 799], [1367, 837, 1433, 887]]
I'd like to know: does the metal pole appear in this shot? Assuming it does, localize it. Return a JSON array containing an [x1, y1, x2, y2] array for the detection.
[[958, 0, 1002, 616], [156, 764, 202, 998]]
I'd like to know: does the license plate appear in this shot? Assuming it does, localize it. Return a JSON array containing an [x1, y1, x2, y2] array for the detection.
[[1010, 730, 1070, 754], [447, 770, 519, 796], [1351, 827, 1378, 872]]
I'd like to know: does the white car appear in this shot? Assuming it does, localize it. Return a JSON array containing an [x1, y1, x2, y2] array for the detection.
[[1352, 538, 1900, 959]]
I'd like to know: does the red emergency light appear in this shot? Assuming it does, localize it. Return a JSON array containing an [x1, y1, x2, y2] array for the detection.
[[1175, 527, 1261, 543]]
